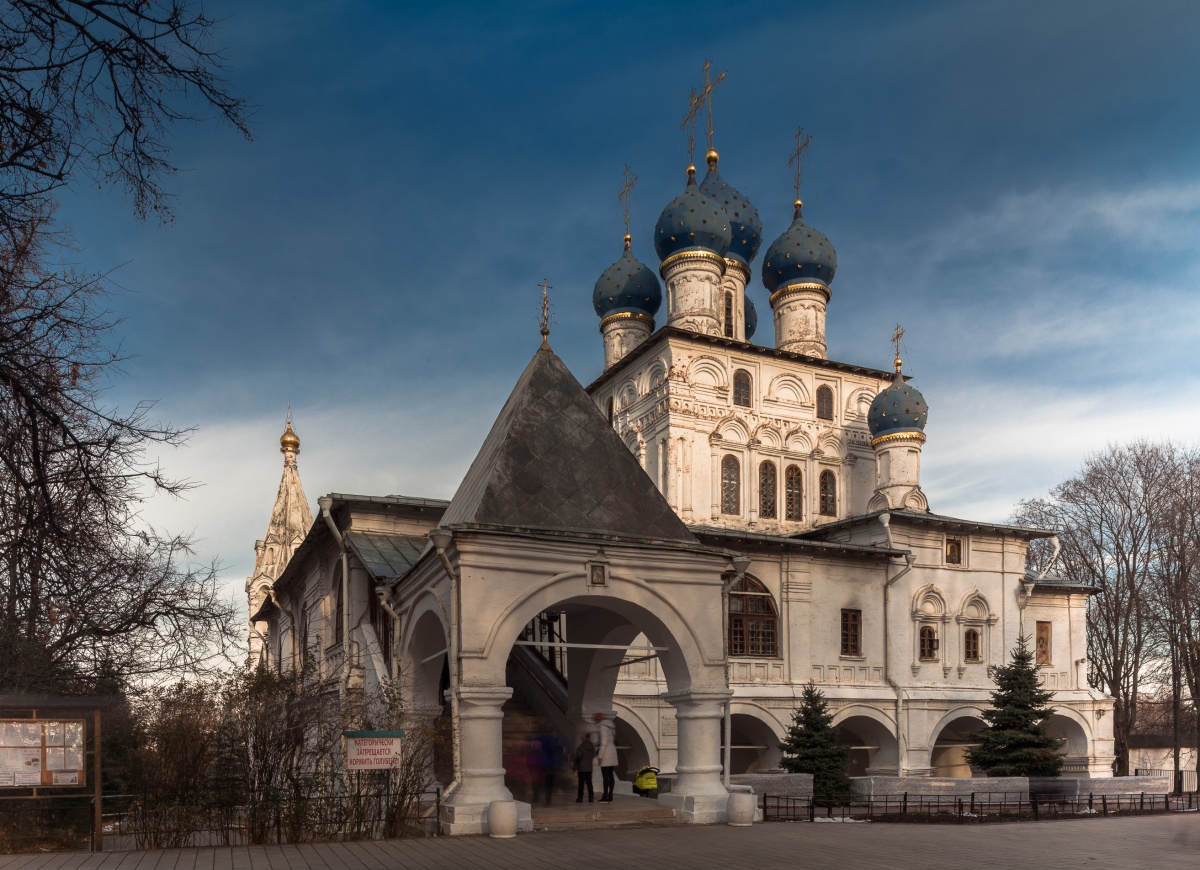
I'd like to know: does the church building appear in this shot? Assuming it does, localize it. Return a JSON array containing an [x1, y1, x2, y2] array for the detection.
[[249, 113, 1116, 833]]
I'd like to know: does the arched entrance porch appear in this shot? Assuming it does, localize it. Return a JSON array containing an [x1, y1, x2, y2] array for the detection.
[[440, 563, 732, 833]]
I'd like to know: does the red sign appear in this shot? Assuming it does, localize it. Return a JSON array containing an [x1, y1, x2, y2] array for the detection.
[[344, 730, 404, 770]]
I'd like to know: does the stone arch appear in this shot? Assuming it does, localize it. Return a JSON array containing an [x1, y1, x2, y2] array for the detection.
[[784, 429, 813, 454], [612, 700, 657, 775], [767, 373, 810, 405], [1045, 709, 1091, 758], [713, 414, 750, 444], [817, 433, 842, 459], [844, 386, 875, 421], [477, 571, 716, 693], [958, 589, 991, 620], [724, 706, 785, 773], [646, 358, 669, 391], [833, 706, 899, 776], [402, 597, 450, 714], [617, 379, 638, 410], [687, 356, 728, 390], [926, 706, 989, 777], [913, 584, 948, 618], [752, 423, 783, 450]]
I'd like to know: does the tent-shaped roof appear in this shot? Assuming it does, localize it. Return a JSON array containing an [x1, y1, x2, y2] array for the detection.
[[441, 344, 695, 544]]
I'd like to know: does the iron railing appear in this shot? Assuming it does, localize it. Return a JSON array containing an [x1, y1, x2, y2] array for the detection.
[[1134, 768, 1198, 793], [0, 790, 442, 855], [761, 791, 1200, 823], [0, 795, 96, 854]]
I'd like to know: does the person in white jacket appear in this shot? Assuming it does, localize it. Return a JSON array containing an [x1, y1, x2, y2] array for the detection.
[[594, 711, 618, 802]]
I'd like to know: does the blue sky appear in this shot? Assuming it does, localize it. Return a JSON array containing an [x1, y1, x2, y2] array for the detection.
[[55, 0, 1200, 607]]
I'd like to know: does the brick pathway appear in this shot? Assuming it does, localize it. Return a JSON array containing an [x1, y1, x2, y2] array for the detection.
[[2, 814, 1197, 870]]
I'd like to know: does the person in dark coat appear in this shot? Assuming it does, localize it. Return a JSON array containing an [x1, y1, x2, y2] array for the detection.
[[573, 733, 596, 802]]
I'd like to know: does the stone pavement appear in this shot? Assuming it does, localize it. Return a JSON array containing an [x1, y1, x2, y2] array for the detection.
[[2, 814, 1198, 870]]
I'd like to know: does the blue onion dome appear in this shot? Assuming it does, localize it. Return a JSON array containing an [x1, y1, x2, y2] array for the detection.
[[654, 164, 732, 262], [761, 200, 838, 296], [593, 234, 662, 321], [744, 293, 758, 340], [699, 149, 762, 265], [868, 364, 929, 444]]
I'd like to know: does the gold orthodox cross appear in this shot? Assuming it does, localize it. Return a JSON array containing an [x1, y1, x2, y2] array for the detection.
[[539, 278, 553, 345], [618, 165, 638, 238], [700, 59, 726, 153], [891, 324, 905, 372], [788, 127, 812, 201], [680, 86, 703, 165]]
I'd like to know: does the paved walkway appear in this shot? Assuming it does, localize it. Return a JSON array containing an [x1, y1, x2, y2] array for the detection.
[[2, 814, 1197, 870]]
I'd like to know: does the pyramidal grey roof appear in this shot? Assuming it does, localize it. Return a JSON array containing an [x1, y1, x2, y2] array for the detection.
[[441, 344, 695, 543]]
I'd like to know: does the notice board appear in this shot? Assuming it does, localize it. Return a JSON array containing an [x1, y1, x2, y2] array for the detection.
[[0, 719, 87, 787]]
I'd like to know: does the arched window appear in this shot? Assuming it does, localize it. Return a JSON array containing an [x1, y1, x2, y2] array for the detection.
[[816, 385, 834, 420], [733, 369, 752, 407], [333, 575, 344, 645], [728, 574, 778, 657], [919, 625, 939, 660], [298, 603, 310, 668], [819, 470, 837, 516], [964, 628, 981, 662], [759, 461, 777, 519], [606, 396, 614, 424], [785, 465, 803, 521], [724, 291, 734, 338], [721, 455, 740, 515], [369, 587, 392, 669]]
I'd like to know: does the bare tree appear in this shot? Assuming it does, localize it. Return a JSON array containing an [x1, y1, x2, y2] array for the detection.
[[0, 210, 237, 691], [1014, 442, 1167, 775], [0, 0, 251, 226], [1145, 444, 1200, 783]]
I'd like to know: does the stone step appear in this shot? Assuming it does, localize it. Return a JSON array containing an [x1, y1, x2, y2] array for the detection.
[[533, 816, 688, 832], [528, 794, 677, 831], [534, 804, 676, 823]]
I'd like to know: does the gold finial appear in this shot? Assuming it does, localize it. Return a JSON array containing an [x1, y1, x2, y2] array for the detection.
[[617, 165, 638, 239], [788, 127, 812, 204], [706, 148, 719, 167], [890, 324, 905, 373], [793, 198, 804, 219], [699, 58, 726, 155], [623, 233, 632, 251], [280, 405, 300, 454], [538, 278, 553, 348], [681, 86, 704, 167]]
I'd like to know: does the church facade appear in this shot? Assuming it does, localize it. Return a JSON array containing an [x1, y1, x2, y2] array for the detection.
[[249, 138, 1115, 833]]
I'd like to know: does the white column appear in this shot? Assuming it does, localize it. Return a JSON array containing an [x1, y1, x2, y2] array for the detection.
[[747, 442, 759, 527], [682, 436, 694, 520], [446, 685, 512, 806], [710, 437, 721, 521], [659, 688, 732, 824]]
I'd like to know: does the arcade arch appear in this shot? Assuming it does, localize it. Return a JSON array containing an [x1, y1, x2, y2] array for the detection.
[[928, 709, 988, 777], [834, 708, 899, 776]]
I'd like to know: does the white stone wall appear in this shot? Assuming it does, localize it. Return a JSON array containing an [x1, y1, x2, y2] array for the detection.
[[592, 333, 891, 532]]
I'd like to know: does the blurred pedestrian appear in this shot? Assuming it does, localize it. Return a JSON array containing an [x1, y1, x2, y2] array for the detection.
[[573, 732, 596, 803], [595, 711, 618, 802]]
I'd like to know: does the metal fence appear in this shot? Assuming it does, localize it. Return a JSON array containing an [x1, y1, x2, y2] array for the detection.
[[1135, 768, 1198, 793], [0, 795, 97, 854], [761, 791, 1200, 824], [0, 791, 442, 854]]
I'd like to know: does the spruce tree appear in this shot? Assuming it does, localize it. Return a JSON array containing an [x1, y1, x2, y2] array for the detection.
[[779, 682, 851, 801], [966, 636, 1064, 777]]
